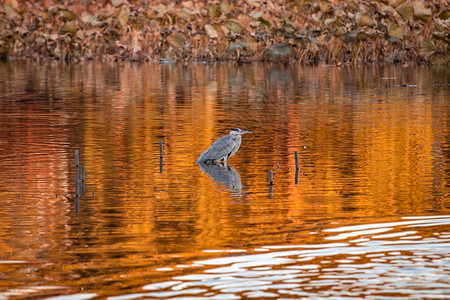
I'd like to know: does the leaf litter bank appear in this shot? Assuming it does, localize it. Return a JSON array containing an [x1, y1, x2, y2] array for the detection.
[[0, 0, 448, 64]]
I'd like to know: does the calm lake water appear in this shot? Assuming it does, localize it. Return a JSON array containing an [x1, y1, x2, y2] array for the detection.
[[0, 62, 449, 299]]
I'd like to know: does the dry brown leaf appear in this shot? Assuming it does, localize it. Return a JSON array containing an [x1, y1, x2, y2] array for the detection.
[[96, 6, 115, 19], [5, 5, 19, 19], [396, 1, 413, 20], [389, 0, 406, 9], [220, 2, 232, 14], [250, 11, 263, 19], [421, 39, 436, 56], [60, 21, 78, 34], [167, 32, 186, 47], [60, 10, 77, 21], [318, 1, 331, 13], [204, 24, 218, 39], [225, 19, 246, 35], [387, 21, 404, 39], [206, 4, 220, 19], [355, 11, 375, 27], [111, 0, 128, 8], [413, 1, 432, 22], [118, 9, 129, 27]]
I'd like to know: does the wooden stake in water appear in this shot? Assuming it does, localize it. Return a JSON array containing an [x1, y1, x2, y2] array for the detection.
[[159, 140, 164, 173], [294, 151, 299, 170], [75, 150, 79, 198], [295, 168, 299, 184], [81, 165, 85, 196], [269, 170, 274, 185], [75, 149, 79, 168]]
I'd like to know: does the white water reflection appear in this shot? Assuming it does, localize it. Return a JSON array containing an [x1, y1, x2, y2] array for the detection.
[[110, 216, 450, 299]]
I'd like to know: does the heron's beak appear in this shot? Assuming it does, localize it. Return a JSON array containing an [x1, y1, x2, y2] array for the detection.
[[241, 130, 252, 134]]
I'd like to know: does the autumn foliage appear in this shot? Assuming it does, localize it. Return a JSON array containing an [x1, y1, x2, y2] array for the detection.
[[0, 0, 449, 64]]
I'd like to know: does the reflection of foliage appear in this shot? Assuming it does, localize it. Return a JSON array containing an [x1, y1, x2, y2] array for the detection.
[[0, 61, 448, 257], [0, 0, 448, 64]]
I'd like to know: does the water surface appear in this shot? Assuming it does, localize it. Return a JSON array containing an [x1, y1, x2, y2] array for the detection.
[[0, 62, 449, 299]]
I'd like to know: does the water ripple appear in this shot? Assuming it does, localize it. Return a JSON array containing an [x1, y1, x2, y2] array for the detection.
[[110, 215, 450, 299]]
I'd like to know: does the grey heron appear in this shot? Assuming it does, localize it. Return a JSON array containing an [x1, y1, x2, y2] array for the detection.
[[197, 128, 252, 165]]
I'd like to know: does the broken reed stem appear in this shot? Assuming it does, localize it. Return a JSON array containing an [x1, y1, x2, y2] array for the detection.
[[81, 165, 85, 196], [294, 151, 299, 170], [75, 149, 79, 168], [269, 170, 274, 185], [159, 140, 163, 173], [75, 150, 79, 197]]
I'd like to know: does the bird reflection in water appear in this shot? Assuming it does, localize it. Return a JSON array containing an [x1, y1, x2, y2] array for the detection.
[[197, 162, 243, 194]]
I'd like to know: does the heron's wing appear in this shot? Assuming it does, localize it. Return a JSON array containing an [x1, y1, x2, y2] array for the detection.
[[198, 135, 235, 162]]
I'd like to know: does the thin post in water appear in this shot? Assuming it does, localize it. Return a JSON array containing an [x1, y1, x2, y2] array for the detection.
[[159, 140, 163, 173], [295, 168, 299, 184], [75, 150, 79, 198], [269, 170, 274, 197], [294, 151, 299, 171], [75, 149, 79, 168], [81, 165, 85, 196]]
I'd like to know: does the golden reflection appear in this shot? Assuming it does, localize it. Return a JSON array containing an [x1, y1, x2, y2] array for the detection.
[[0, 62, 449, 295]]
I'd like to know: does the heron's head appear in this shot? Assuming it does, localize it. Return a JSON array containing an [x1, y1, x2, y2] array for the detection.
[[230, 128, 252, 135]]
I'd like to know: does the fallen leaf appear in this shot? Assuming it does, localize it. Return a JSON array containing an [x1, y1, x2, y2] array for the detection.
[[60, 21, 78, 34], [438, 10, 450, 20], [355, 11, 375, 27], [95, 6, 115, 19], [35, 36, 45, 46], [111, 0, 128, 7], [250, 11, 263, 19], [176, 8, 193, 20], [220, 2, 232, 14], [387, 21, 404, 40], [5, 5, 19, 19], [118, 9, 129, 27], [396, 1, 413, 20], [225, 19, 246, 35], [204, 24, 218, 39], [48, 5, 64, 14], [319, 1, 331, 12], [60, 9, 77, 21], [206, 4, 220, 19], [421, 39, 436, 56], [389, 0, 406, 9], [167, 32, 186, 47], [413, 1, 432, 22], [81, 12, 96, 25]]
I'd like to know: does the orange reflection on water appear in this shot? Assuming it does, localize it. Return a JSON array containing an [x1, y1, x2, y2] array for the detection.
[[0, 62, 449, 298]]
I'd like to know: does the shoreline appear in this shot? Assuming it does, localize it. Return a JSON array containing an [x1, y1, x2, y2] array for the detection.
[[1, 0, 448, 64]]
